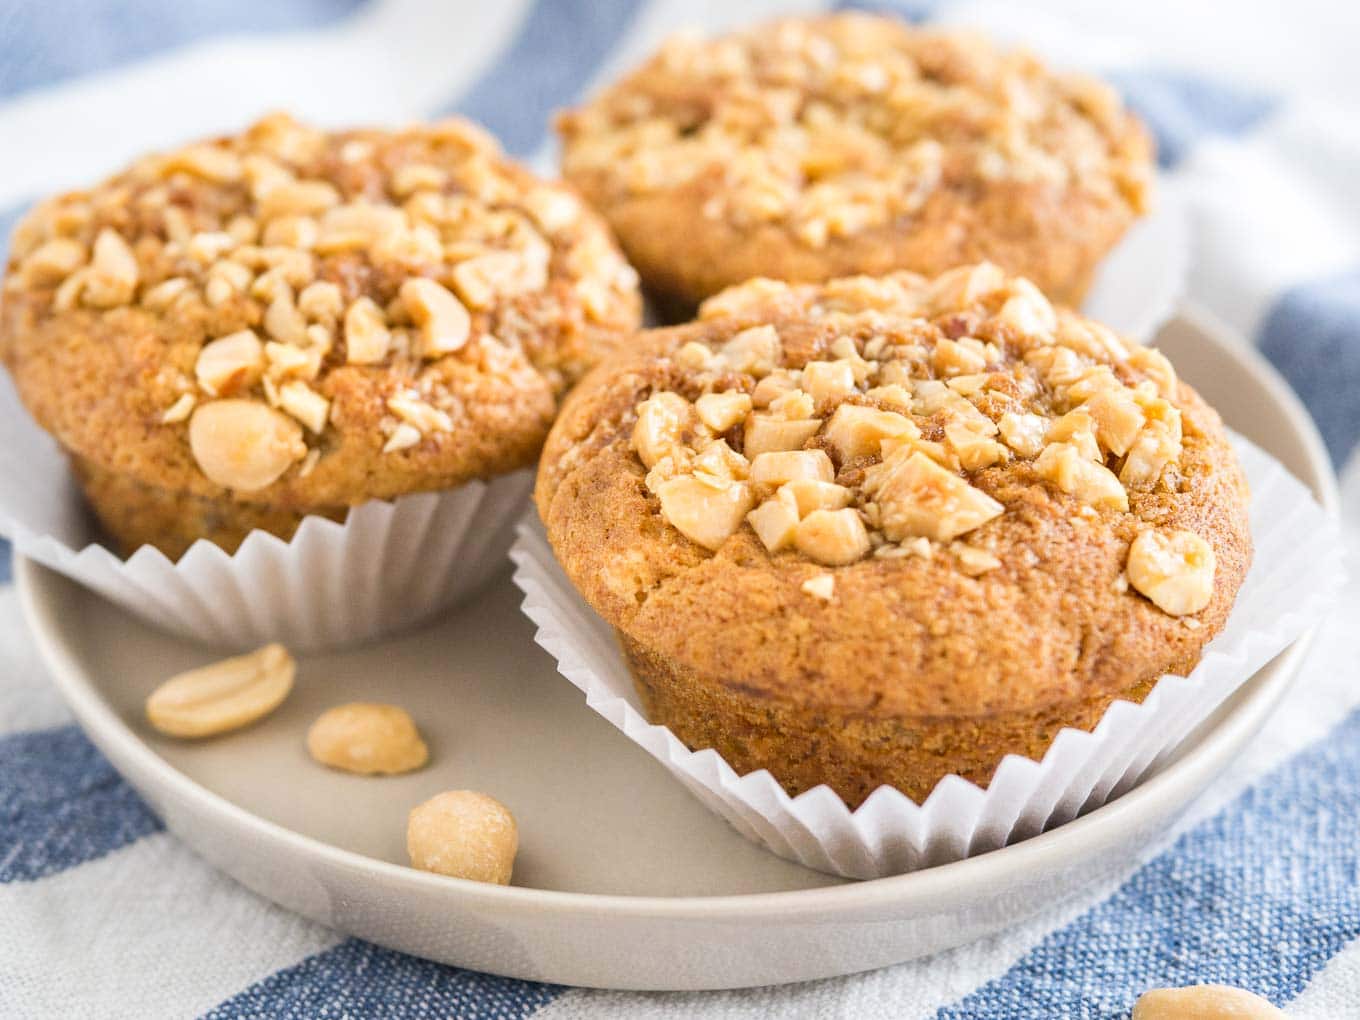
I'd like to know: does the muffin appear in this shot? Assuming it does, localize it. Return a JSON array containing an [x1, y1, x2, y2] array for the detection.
[[0, 113, 640, 558], [535, 264, 1251, 806], [557, 14, 1152, 313]]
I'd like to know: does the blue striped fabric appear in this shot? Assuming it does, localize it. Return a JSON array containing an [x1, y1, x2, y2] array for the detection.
[[1259, 269, 1360, 466], [836, 0, 940, 22], [0, 1, 1358, 1017], [446, 0, 650, 157], [204, 939, 564, 1019], [1106, 69, 1277, 169], [0, 725, 161, 883], [937, 707, 1360, 1018], [0, 0, 367, 98]]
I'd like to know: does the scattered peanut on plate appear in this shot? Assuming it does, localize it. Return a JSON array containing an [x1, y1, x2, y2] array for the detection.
[[145, 643, 295, 738], [1133, 984, 1287, 1019], [307, 702, 429, 775], [407, 790, 518, 885]]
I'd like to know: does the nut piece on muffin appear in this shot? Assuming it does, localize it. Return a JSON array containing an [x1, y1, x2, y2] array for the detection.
[[558, 13, 1152, 312], [535, 264, 1251, 807], [0, 113, 641, 558]]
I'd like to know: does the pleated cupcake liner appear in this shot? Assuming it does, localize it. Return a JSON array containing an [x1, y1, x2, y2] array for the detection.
[[509, 433, 1342, 880], [1081, 182, 1189, 342], [0, 369, 532, 652]]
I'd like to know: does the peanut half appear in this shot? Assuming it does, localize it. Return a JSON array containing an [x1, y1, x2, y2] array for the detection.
[[407, 790, 518, 885], [1133, 985, 1286, 1019], [1126, 528, 1216, 616], [145, 643, 295, 738], [307, 702, 429, 775], [188, 398, 307, 491]]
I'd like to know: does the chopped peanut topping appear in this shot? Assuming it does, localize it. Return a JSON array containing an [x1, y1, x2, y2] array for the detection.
[[1034, 442, 1129, 512], [794, 508, 871, 566], [1085, 387, 1145, 456], [623, 266, 1191, 590], [402, 277, 471, 358], [952, 543, 1002, 576], [451, 250, 546, 308], [634, 392, 695, 470], [84, 229, 139, 307], [160, 393, 196, 424], [383, 423, 423, 453], [824, 404, 919, 461], [802, 360, 857, 405], [277, 381, 330, 434], [4, 113, 639, 487], [695, 391, 752, 432], [1127, 346, 1177, 399], [747, 492, 802, 552], [188, 399, 307, 491], [718, 325, 779, 376], [801, 574, 836, 600], [750, 449, 834, 488], [388, 394, 453, 435], [196, 330, 265, 397], [997, 411, 1047, 457], [560, 15, 1149, 248], [655, 475, 755, 550], [744, 414, 821, 456], [1126, 529, 1216, 616], [22, 238, 85, 285], [343, 297, 391, 365], [781, 479, 853, 517], [865, 449, 1004, 542]]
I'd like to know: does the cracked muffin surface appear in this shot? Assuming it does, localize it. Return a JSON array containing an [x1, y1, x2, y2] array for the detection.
[[1, 113, 641, 557], [535, 265, 1251, 805], [558, 13, 1152, 311]]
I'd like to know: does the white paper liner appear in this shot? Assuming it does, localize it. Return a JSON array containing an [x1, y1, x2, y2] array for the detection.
[[1082, 183, 1189, 343], [0, 371, 532, 652], [510, 434, 1343, 879]]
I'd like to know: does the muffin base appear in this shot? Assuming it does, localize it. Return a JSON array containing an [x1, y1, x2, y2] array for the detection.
[[72, 455, 344, 559], [619, 631, 1199, 808]]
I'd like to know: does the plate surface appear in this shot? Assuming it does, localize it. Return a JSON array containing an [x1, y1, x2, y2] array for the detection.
[[17, 308, 1336, 990]]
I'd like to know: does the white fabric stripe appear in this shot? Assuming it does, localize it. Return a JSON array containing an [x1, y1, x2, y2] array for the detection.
[[0, 586, 70, 737], [945, 4, 1360, 383], [1175, 110, 1360, 345], [0, 832, 339, 1020], [1290, 937, 1360, 1019], [525, 0, 829, 174], [944, 0, 1360, 103], [0, 0, 529, 210], [931, 1, 1156, 72]]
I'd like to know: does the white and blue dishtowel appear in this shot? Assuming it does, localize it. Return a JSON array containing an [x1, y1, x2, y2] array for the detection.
[[2, 1, 1359, 1016]]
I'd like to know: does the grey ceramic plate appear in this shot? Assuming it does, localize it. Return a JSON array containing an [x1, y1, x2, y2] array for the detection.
[[16, 307, 1337, 990]]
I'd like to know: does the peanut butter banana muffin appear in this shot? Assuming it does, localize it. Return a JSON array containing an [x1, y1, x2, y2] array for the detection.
[[1, 113, 640, 558], [558, 13, 1152, 312], [535, 265, 1250, 806]]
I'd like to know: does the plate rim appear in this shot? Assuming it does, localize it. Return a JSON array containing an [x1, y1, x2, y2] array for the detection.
[[14, 302, 1339, 925]]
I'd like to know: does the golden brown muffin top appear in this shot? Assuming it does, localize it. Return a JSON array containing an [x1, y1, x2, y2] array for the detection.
[[1, 114, 640, 504], [535, 266, 1252, 718], [558, 14, 1151, 250]]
